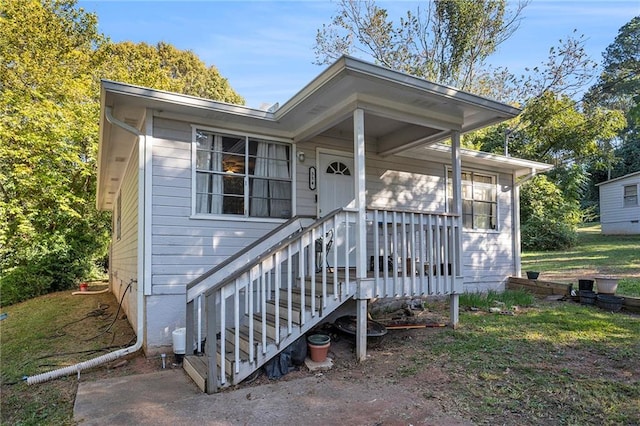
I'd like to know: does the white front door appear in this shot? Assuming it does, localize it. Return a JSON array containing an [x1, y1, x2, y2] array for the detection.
[[318, 152, 356, 267]]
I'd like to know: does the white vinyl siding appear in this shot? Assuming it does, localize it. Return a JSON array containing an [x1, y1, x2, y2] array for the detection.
[[599, 173, 640, 235], [109, 144, 139, 331], [298, 134, 514, 292]]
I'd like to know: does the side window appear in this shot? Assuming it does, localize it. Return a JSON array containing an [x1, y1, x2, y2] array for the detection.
[[447, 170, 497, 230], [115, 192, 121, 241], [623, 184, 638, 207]]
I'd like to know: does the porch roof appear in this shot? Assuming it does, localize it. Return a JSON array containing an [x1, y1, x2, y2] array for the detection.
[[98, 56, 524, 210], [403, 143, 554, 178]]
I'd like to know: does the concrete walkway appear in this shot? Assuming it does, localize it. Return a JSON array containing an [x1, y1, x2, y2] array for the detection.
[[74, 368, 471, 425]]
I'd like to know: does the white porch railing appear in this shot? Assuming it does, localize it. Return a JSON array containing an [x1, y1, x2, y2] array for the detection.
[[183, 208, 462, 393], [366, 209, 463, 298]]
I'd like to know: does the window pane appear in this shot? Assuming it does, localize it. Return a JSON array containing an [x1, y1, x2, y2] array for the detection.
[[249, 178, 292, 218], [475, 174, 492, 184], [195, 131, 210, 149], [222, 153, 245, 174], [474, 183, 494, 201], [462, 182, 473, 199], [450, 170, 498, 230], [462, 213, 473, 228], [474, 215, 491, 229], [462, 199, 473, 217], [221, 135, 245, 153], [223, 175, 244, 195], [624, 185, 638, 207], [223, 195, 244, 215]]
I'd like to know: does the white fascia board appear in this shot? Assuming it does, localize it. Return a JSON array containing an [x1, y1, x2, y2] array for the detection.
[[407, 143, 554, 174], [101, 80, 276, 121], [275, 55, 521, 124], [595, 171, 640, 187]]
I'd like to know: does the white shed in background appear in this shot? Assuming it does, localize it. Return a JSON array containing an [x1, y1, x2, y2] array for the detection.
[[597, 171, 640, 235]]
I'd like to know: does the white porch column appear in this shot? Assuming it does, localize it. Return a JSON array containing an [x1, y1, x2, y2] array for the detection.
[[354, 108, 368, 361], [450, 130, 462, 328]]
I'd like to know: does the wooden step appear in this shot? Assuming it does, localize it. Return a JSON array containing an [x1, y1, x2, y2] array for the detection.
[[222, 331, 253, 362], [264, 298, 304, 324], [183, 352, 234, 393], [225, 325, 272, 357], [279, 287, 324, 307], [250, 312, 279, 340]]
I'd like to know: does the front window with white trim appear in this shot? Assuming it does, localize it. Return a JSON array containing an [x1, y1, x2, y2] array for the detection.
[[447, 169, 497, 230], [194, 130, 292, 218], [623, 184, 638, 207]]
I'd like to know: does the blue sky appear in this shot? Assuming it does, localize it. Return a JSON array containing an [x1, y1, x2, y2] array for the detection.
[[80, 1, 639, 109]]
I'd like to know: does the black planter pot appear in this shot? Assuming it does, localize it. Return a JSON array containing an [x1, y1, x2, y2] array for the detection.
[[578, 279, 594, 291], [579, 290, 597, 305], [596, 294, 624, 312], [526, 271, 540, 280]]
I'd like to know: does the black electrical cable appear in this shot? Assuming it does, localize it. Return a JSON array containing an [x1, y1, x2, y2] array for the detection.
[[84, 280, 133, 342], [47, 304, 112, 339]]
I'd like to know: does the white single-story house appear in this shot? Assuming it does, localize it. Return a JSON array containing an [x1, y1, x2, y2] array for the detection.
[[97, 56, 552, 392], [597, 171, 640, 235]]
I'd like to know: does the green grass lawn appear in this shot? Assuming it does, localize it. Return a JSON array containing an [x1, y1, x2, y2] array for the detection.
[[522, 223, 640, 296], [406, 302, 640, 425], [2, 223, 639, 425]]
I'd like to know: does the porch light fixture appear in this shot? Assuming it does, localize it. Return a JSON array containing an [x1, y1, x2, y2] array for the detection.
[[297, 151, 305, 162]]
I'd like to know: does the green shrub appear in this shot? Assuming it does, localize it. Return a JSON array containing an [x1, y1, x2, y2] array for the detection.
[[521, 215, 578, 250], [520, 175, 580, 251], [0, 237, 95, 306]]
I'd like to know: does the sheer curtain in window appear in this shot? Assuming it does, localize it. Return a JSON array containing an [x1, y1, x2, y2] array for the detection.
[[250, 142, 290, 217], [196, 134, 223, 214]]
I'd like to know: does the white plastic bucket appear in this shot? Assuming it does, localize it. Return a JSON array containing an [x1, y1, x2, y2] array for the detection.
[[172, 328, 186, 354]]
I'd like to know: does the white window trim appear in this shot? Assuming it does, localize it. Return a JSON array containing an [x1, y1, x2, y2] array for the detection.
[[115, 191, 122, 241], [190, 125, 295, 220], [445, 166, 499, 232]]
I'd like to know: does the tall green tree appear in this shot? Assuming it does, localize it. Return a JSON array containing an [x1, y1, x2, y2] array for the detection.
[[314, 0, 527, 92], [585, 16, 639, 180], [0, 0, 108, 304], [98, 41, 244, 103], [0, 0, 244, 304]]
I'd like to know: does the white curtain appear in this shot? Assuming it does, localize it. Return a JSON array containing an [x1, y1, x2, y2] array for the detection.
[[196, 135, 222, 214], [250, 142, 290, 217], [269, 144, 291, 216], [251, 142, 270, 217]]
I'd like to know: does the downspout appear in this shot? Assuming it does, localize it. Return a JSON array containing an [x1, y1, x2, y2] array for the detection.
[[26, 107, 146, 385]]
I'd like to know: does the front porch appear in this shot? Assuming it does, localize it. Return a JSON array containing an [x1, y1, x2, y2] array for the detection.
[[184, 205, 463, 392]]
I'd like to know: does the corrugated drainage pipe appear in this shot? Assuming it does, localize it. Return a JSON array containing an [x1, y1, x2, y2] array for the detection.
[[27, 109, 146, 385]]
